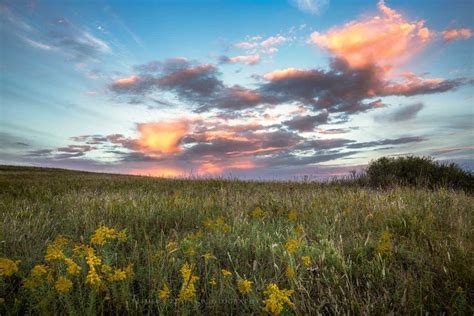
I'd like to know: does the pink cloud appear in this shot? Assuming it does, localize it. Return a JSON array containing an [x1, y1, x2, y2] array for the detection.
[[310, 0, 432, 69], [442, 28, 472, 42], [224, 54, 261, 65]]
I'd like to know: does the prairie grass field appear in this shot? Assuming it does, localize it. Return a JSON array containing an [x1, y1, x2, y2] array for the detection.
[[0, 165, 473, 314]]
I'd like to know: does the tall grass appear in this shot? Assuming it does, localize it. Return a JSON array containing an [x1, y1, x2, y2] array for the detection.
[[0, 166, 472, 314]]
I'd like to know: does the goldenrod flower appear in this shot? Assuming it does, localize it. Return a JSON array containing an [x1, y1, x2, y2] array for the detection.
[[377, 229, 392, 256], [55, 276, 73, 294], [203, 253, 216, 262], [65, 258, 81, 275], [288, 210, 298, 221], [221, 269, 232, 278], [31, 264, 48, 278], [52, 236, 70, 247], [285, 266, 296, 279], [209, 277, 217, 286], [294, 224, 305, 235], [204, 217, 231, 233], [90, 225, 127, 246], [101, 264, 112, 274], [158, 284, 170, 301], [85, 247, 102, 266], [108, 269, 127, 282], [0, 258, 20, 277], [86, 267, 102, 287], [44, 245, 65, 261], [284, 238, 300, 254], [184, 246, 196, 257], [72, 244, 88, 257], [166, 241, 178, 254], [236, 279, 253, 294], [300, 256, 311, 267], [178, 262, 199, 302], [262, 283, 294, 316], [124, 264, 134, 278], [250, 207, 265, 219]]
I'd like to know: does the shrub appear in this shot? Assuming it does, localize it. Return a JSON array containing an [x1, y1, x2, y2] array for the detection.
[[365, 156, 473, 191]]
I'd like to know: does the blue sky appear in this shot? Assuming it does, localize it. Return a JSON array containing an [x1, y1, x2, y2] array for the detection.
[[1, 0, 473, 179]]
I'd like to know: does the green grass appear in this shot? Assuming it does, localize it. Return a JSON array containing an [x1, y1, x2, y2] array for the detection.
[[1, 165, 473, 314]]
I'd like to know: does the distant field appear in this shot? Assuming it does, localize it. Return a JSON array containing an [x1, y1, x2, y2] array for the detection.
[[0, 166, 472, 314]]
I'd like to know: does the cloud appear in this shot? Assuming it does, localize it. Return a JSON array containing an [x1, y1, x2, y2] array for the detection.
[[219, 54, 260, 65], [136, 121, 189, 154], [346, 136, 425, 149], [233, 34, 289, 56], [442, 28, 472, 42], [310, 0, 431, 69], [292, 0, 329, 15], [49, 30, 110, 62], [283, 110, 329, 132], [259, 58, 468, 114], [376, 102, 424, 122]]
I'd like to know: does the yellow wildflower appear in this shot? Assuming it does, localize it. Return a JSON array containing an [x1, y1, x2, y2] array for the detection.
[[221, 269, 232, 278], [262, 283, 295, 316], [158, 284, 170, 301], [178, 262, 199, 302], [209, 277, 217, 286], [85, 247, 101, 266], [300, 256, 311, 267], [377, 229, 392, 256], [166, 241, 179, 254], [203, 253, 216, 262], [288, 210, 297, 221], [44, 245, 65, 261], [184, 246, 196, 257], [250, 206, 265, 219], [108, 269, 127, 282], [236, 279, 253, 294], [0, 258, 20, 277], [55, 276, 73, 294], [294, 224, 305, 235], [101, 264, 112, 274], [124, 264, 134, 278], [72, 244, 88, 257], [204, 217, 231, 233], [31, 264, 48, 278], [86, 267, 102, 287], [90, 225, 127, 246], [0, 298, 4, 304], [65, 258, 81, 275], [284, 238, 300, 254], [52, 236, 70, 247], [286, 266, 296, 279]]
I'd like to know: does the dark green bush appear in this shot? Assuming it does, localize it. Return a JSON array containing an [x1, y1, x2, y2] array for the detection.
[[365, 156, 473, 191]]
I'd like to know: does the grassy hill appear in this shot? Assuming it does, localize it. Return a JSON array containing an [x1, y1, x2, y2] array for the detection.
[[0, 166, 472, 314]]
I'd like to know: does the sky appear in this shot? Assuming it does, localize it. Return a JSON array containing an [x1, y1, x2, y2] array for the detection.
[[1, 0, 473, 179]]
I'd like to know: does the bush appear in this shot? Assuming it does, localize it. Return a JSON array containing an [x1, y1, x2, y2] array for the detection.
[[365, 156, 473, 191]]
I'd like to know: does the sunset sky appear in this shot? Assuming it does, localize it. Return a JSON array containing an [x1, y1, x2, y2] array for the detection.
[[1, 0, 473, 179]]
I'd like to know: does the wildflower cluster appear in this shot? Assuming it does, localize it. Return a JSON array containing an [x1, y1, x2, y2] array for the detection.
[[0, 258, 20, 277], [178, 262, 199, 302], [236, 279, 253, 294], [250, 206, 266, 219], [262, 283, 295, 316], [203, 216, 231, 233], [90, 226, 127, 246]]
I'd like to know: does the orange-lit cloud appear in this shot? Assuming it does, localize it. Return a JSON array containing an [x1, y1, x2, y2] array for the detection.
[[442, 28, 472, 42], [310, 0, 432, 69], [114, 75, 140, 87], [137, 120, 189, 154], [221, 54, 261, 65], [263, 68, 310, 81]]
